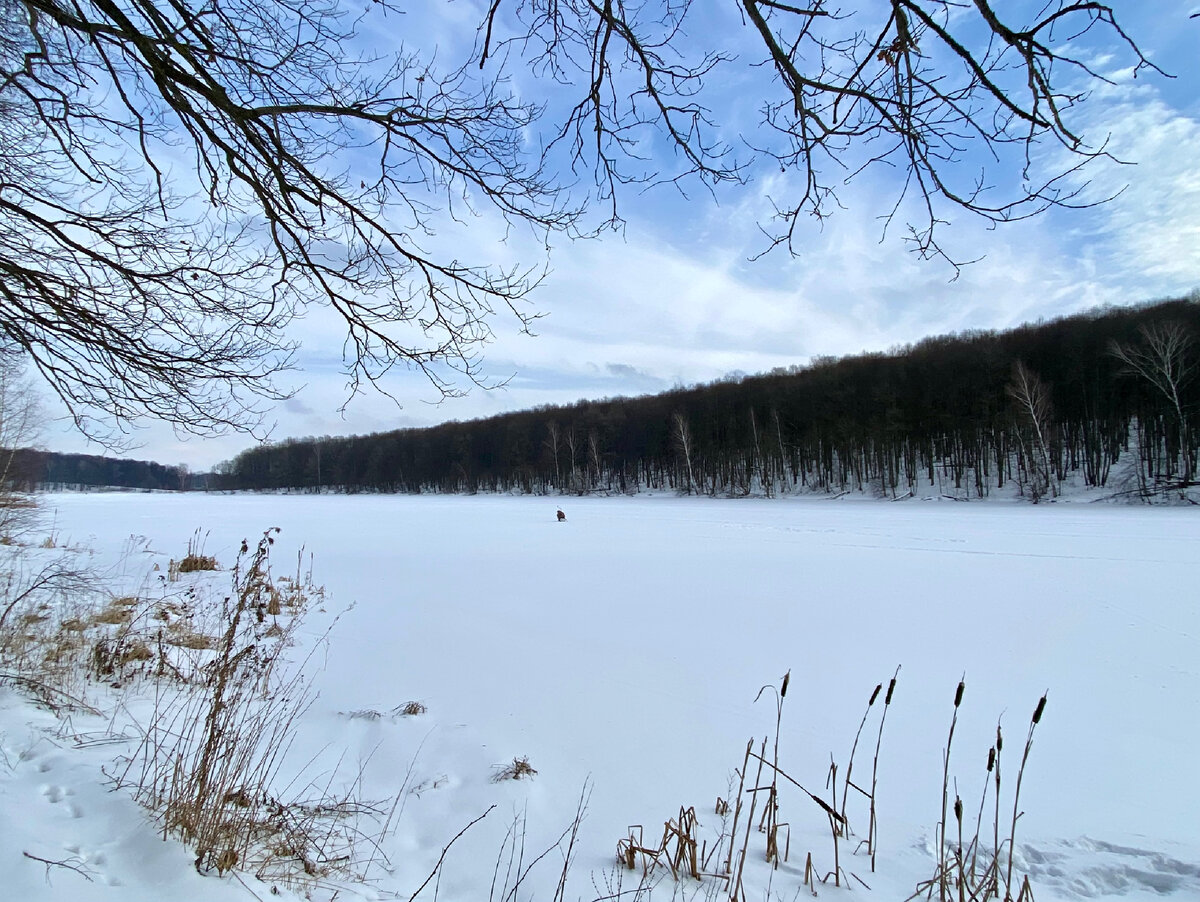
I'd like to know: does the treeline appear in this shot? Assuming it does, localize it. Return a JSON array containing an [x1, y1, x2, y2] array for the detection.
[[214, 298, 1199, 500], [5, 450, 188, 492]]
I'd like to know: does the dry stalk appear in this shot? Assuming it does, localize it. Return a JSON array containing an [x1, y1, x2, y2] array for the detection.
[[117, 528, 361, 885], [1006, 695, 1047, 899], [733, 737, 767, 901], [993, 723, 1003, 899], [869, 668, 899, 871], [491, 755, 537, 782], [940, 678, 966, 902], [843, 679, 882, 826], [723, 739, 752, 875]]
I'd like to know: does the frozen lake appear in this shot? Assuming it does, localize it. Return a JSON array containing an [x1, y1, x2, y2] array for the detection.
[[39, 491, 1200, 900]]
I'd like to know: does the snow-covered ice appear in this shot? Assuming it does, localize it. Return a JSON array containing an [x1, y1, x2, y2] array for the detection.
[[2, 492, 1198, 901]]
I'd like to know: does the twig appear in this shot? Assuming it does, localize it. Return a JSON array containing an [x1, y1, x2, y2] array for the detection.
[[22, 851, 95, 883], [0, 673, 101, 716], [409, 805, 495, 901]]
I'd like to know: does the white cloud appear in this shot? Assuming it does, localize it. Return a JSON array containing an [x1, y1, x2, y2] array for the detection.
[[1059, 91, 1200, 294]]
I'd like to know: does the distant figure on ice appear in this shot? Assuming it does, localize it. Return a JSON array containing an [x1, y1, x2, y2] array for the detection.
[[556, 509, 566, 522]]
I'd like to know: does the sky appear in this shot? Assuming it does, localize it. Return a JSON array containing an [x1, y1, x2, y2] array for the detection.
[[39, 1, 1200, 471]]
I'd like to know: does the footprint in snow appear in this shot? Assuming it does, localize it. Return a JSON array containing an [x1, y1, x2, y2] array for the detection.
[[1018, 838, 1200, 898]]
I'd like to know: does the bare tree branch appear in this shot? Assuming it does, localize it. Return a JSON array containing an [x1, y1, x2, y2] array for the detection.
[[1, 0, 583, 442], [485, 0, 1162, 266]]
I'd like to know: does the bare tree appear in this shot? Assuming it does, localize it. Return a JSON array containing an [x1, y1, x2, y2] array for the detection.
[[1006, 361, 1057, 501], [564, 427, 580, 492], [0, 348, 42, 538], [482, 1, 1159, 268], [672, 411, 697, 494], [1111, 322, 1195, 485], [587, 429, 602, 491], [544, 421, 562, 490], [1, 0, 580, 441]]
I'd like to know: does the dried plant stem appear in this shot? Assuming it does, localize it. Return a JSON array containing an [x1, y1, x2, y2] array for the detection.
[[408, 805, 495, 902], [969, 745, 995, 883], [993, 724, 1003, 899], [869, 667, 899, 871], [723, 740, 752, 876], [940, 678, 966, 902], [552, 781, 591, 902], [22, 850, 95, 882], [1006, 694, 1047, 899], [842, 680, 882, 825], [732, 737, 768, 901]]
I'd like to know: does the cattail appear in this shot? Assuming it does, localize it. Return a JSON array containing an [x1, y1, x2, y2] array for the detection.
[[996, 725, 1003, 753], [869, 683, 882, 705], [885, 677, 896, 705], [954, 796, 962, 823], [987, 747, 995, 772], [1032, 694, 1047, 724], [954, 680, 965, 708], [781, 670, 791, 698]]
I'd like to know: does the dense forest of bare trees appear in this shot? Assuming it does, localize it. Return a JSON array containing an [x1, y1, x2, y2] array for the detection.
[[7, 450, 188, 492], [212, 299, 1198, 502]]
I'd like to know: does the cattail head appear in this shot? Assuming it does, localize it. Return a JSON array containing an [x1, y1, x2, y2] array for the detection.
[[987, 747, 995, 772], [1032, 694, 1047, 724], [869, 683, 882, 705], [885, 677, 896, 705], [780, 670, 791, 698], [996, 725, 1003, 752], [954, 680, 965, 708], [954, 796, 963, 823]]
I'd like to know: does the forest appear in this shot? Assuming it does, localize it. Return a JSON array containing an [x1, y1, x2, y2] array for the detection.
[[7, 450, 189, 492], [211, 298, 1199, 502]]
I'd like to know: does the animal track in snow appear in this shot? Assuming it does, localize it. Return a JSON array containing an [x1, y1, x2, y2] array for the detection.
[[41, 782, 83, 817], [1019, 837, 1200, 898]]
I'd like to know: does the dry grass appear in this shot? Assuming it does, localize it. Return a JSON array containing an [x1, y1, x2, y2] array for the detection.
[[492, 755, 538, 782], [2, 521, 410, 894], [169, 529, 219, 580], [92, 603, 133, 626], [174, 553, 218, 575], [117, 527, 390, 887], [164, 623, 217, 650], [342, 700, 427, 721]]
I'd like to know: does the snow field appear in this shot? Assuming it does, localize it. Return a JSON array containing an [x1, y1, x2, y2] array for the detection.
[[2, 492, 1198, 901]]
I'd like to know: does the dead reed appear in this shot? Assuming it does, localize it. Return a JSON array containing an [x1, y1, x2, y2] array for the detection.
[[909, 689, 1048, 902], [170, 529, 218, 580], [615, 670, 1045, 902], [491, 755, 538, 782], [117, 527, 385, 887]]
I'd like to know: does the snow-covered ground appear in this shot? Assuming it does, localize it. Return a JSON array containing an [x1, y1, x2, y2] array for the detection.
[[3, 492, 1199, 901]]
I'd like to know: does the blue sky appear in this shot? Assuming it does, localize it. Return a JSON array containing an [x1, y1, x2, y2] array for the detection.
[[44, 1, 1200, 470]]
